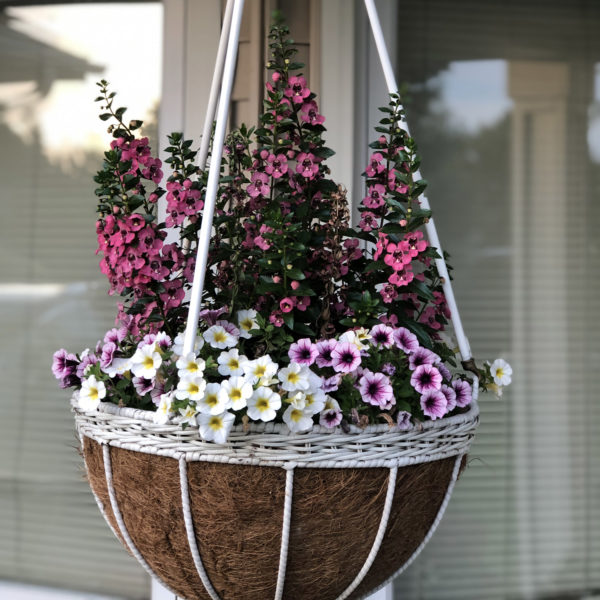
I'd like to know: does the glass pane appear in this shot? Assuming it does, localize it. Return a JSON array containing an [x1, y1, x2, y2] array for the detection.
[[391, 2, 600, 598], [0, 3, 162, 597]]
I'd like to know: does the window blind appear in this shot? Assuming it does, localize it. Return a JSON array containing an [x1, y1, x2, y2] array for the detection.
[[0, 4, 161, 598], [370, 1, 600, 598]]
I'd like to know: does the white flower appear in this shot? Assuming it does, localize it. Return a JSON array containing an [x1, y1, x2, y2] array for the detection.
[[131, 344, 162, 379], [217, 349, 248, 377], [172, 332, 204, 357], [324, 396, 340, 412], [288, 391, 307, 409], [197, 383, 231, 415], [175, 375, 207, 401], [198, 411, 235, 444], [307, 369, 323, 392], [178, 402, 198, 425], [221, 376, 253, 410], [78, 375, 106, 411], [237, 309, 259, 339], [490, 359, 512, 386], [340, 328, 370, 351], [102, 356, 131, 378], [247, 387, 281, 422], [203, 325, 237, 349], [303, 388, 327, 415], [278, 362, 310, 392], [176, 352, 206, 379], [153, 392, 175, 424], [243, 355, 278, 385], [282, 404, 314, 433]]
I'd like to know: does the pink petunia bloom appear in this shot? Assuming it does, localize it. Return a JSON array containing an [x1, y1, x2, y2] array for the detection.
[[410, 364, 442, 393], [440, 384, 457, 413], [331, 342, 361, 373], [76, 353, 98, 379], [198, 306, 228, 326], [393, 328, 419, 354], [284, 75, 311, 104], [397, 411, 413, 430], [359, 370, 394, 409], [452, 379, 472, 407], [288, 338, 318, 366], [315, 339, 337, 368], [52, 349, 78, 380], [320, 408, 342, 428], [408, 347, 440, 371], [133, 376, 155, 395], [370, 324, 394, 348], [321, 373, 342, 392], [437, 362, 452, 381], [420, 389, 448, 420], [100, 342, 117, 369], [296, 153, 319, 179]]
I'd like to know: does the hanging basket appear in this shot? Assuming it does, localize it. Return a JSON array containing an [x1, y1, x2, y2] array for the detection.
[[75, 398, 478, 600]]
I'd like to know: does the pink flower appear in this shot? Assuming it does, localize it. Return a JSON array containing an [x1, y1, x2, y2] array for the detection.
[[288, 338, 318, 366], [410, 364, 442, 393], [408, 347, 440, 371], [141, 157, 163, 184], [419, 306, 442, 330], [247, 171, 270, 198], [296, 296, 311, 311], [388, 269, 414, 287], [370, 324, 394, 348], [420, 389, 447, 420], [365, 153, 385, 177], [296, 153, 319, 179], [359, 370, 394, 409], [320, 409, 342, 428], [269, 311, 284, 327], [284, 75, 311, 104], [100, 342, 117, 369], [280, 297, 295, 313], [397, 411, 413, 430], [373, 232, 389, 260], [380, 284, 398, 304], [331, 342, 361, 373], [300, 100, 325, 125], [52, 349, 78, 379], [452, 379, 472, 407], [393, 327, 419, 353], [321, 374, 341, 392], [315, 339, 337, 368], [440, 384, 457, 413], [363, 184, 386, 209], [359, 211, 379, 232], [265, 153, 288, 178]]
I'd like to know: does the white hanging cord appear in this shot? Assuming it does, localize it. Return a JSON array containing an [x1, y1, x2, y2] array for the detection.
[[197, 0, 235, 171], [363, 0, 472, 363], [182, 0, 245, 356], [273, 468, 295, 600]]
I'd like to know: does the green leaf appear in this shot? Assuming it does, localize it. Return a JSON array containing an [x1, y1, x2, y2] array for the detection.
[[282, 311, 294, 330], [293, 322, 316, 336]]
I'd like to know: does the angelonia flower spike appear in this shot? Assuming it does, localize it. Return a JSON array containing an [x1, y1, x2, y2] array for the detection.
[[53, 23, 511, 442]]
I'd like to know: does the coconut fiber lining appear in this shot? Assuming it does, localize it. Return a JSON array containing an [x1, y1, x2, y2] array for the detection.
[[83, 437, 458, 600]]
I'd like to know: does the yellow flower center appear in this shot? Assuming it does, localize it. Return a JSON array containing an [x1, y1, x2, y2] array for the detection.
[[143, 355, 154, 369], [188, 383, 199, 395], [206, 394, 218, 407], [89, 387, 98, 401], [187, 362, 199, 372], [228, 359, 239, 370], [241, 318, 253, 331], [230, 388, 242, 401], [256, 397, 269, 411], [496, 368, 504, 378], [287, 372, 299, 384], [213, 331, 227, 343], [255, 365, 266, 377], [290, 408, 303, 422], [209, 416, 222, 431], [305, 394, 314, 406]]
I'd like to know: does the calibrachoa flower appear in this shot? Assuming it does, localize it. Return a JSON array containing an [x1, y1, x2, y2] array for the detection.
[[197, 383, 231, 415], [490, 359, 512, 386], [393, 327, 419, 353], [221, 376, 253, 410], [247, 387, 281, 422], [453, 379, 472, 408], [278, 362, 311, 392], [408, 347, 439, 371], [217, 349, 248, 377], [176, 352, 206, 378], [78, 375, 106, 411], [237, 309, 258, 338], [203, 325, 236, 349], [283, 404, 314, 433], [370, 324, 394, 348], [153, 392, 175, 424], [315, 339, 337, 368], [176, 375, 207, 401], [420, 389, 447, 420], [244, 355, 278, 385], [198, 411, 235, 444]]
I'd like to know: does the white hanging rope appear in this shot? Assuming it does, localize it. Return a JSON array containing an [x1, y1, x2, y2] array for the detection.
[[274, 468, 295, 600], [102, 445, 181, 598], [363, 0, 472, 362], [178, 458, 222, 600], [336, 467, 398, 600], [182, 0, 245, 357]]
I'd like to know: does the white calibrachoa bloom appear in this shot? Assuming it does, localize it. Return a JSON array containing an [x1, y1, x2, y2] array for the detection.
[[278, 362, 310, 392], [221, 376, 253, 410], [247, 387, 281, 422], [178, 403, 198, 425], [172, 333, 204, 357], [153, 392, 175, 424], [243, 355, 278, 385], [198, 411, 235, 444], [217, 349, 248, 377], [203, 325, 237, 349], [102, 356, 131, 378], [237, 309, 259, 339], [324, 396, 340, 412], [340, 329, 370, 351], [283, 404, 314, 433], [78, 375, 106, 411], [130, 344, 162, 379], [490, 359, 513, 386], [303, 387, 327, 415], [197, 382, 231, 415], [175, 375, 207, 401], [176, 352, 206, 379]]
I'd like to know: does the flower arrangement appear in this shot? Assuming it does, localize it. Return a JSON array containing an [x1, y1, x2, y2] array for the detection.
[[53, 24, 511, 443]]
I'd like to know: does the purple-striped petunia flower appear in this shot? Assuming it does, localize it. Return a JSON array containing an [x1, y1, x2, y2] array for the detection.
[[393, 327, 419, 353], [452, 379, 472, 407], [359, 370, 394, 409], [408, 347, 439, 371], [410, 364, 442, 393], [370, 324, 395, 348], [420, 389, 447, 420], [288, 338, 318, 366], [52, 349, 78, 380], [331, 342, 361, 373], [440, 384, 457, 413], [320, 408, 343, 429], [315, 339, 337, 368]]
